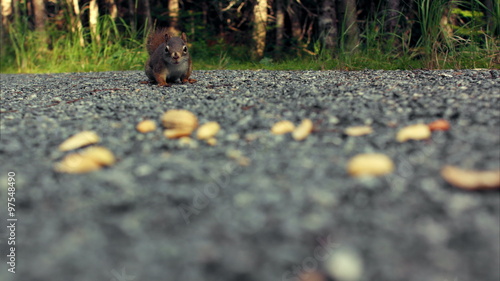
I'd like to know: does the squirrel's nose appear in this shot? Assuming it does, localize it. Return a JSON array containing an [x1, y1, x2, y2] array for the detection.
[[172, 52, 180, 59]]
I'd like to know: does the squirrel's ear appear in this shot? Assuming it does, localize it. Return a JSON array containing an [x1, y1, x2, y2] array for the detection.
[[165, 33, 171, 41], [181, 32, 187, 43]]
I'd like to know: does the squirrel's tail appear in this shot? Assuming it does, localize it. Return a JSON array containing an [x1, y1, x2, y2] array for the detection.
[[146, 28, 169, 55]]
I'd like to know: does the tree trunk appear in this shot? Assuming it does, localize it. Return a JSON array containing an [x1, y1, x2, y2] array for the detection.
[[319, 0, 338, 51], [106, 0, 118, 20], [288, 2, 302, 42], [168, 0, 180, 36], [67, 0, 85, 46], [202, 1, 208, 27], [143, 0, 153, 31], [386, 0, 400, 33], [275, 0, 285, 53], [483, 0, 498, 35], [339, 0, 359, 52], [89, 0, 100, 44], [127, 0, 136, 33], [1, 0, 12, 28], [252, 0, 267, 58], [440, 2, 455, 44], [0, 0, 11, 45], [33, 0, 46, 31]]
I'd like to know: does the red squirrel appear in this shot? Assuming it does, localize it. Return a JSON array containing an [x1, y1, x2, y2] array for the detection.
[[145, 29, 196, 87]]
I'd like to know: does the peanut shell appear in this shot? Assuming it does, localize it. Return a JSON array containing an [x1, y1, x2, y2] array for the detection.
[[197, 121, 221, 140], [136, 120, 157, 133], [82, 146, 116, 166], [54, 153, 102, 173], [344, 126, 373, 136], [396, 124, 431, 142], [54, 146, 115, 173], [292, 119, 313, 141], [347, 153, 394, 177], [271, 120, 295, 135], [161, 109, 198, 139], [441, 165, 500, 190], [59, 131, 100, 151]]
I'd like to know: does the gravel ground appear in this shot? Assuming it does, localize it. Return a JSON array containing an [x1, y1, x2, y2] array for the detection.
[[1, 69, 499, 281]]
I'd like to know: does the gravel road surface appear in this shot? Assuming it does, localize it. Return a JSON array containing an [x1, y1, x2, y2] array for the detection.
[[1, 69, 499, 281]]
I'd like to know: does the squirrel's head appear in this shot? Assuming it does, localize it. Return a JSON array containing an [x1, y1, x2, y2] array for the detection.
[[164, 33, 189, 65]]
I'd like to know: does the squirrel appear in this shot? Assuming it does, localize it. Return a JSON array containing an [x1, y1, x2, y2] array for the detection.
[[145, 28, 197, 87]]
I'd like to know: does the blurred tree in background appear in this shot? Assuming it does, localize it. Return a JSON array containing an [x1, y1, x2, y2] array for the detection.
[[0, 0, 498, 72]]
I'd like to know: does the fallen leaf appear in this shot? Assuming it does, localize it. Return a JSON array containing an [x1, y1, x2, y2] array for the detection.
[[428, 119, 450, 131], [441, 165, 500, 190]]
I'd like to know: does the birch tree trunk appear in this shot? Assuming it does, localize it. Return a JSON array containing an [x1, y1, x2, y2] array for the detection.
[[319, 0, 338, 51], [106, 0, 118, 20], [168, 0, 180, 36], [340, 0, 359, 52], [1, 0, 12, 28], [0, 0, 11, 43], [89, 0, 100, 44], [252, 0, 267, 58], [32, 0, 48, 51], [33, 0, 46, 31], [68, 0, 85, 46]]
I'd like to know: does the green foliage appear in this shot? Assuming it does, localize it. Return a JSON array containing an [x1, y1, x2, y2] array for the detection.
[[452, 7, 484, 18], [415, 0, 451, 67], [410, 0, 498, 69], [1, 0, 498, 73], [1, 13, 146, 73]]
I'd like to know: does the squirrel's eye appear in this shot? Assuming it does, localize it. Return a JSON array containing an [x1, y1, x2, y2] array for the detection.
[[183, 46, 187, 53], [165, 46, 170, 53]]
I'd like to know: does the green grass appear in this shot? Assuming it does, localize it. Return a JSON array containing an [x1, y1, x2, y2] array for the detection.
[[2, 29, 497, 74], [1, 15, 148, 73]]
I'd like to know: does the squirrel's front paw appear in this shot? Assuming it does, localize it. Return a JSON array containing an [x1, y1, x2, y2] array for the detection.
[[182, 78, 197, 84], [158, 82, 172, 87]]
